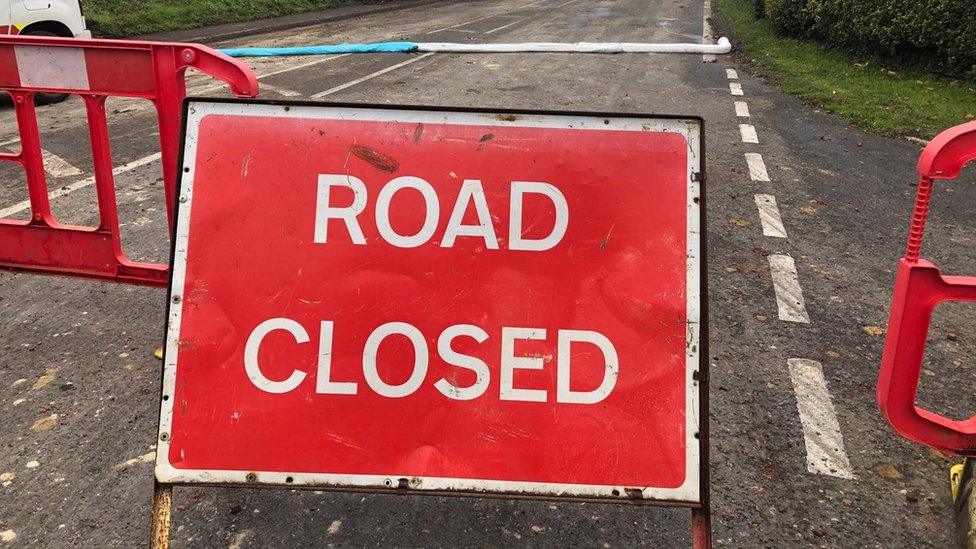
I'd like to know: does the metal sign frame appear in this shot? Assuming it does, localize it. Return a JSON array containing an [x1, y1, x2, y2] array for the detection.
[[151, 97, 710, 547]]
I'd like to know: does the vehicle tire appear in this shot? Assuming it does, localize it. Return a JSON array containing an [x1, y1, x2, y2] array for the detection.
[[23, 30, 72, 105], [954, 459, 976, 548]]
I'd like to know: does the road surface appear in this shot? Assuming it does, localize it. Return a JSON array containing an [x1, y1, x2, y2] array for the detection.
[[1, 0, 973, 546]]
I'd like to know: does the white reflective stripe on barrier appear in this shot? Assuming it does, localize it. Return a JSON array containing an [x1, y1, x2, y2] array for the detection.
[[13, 45, 90, 90]]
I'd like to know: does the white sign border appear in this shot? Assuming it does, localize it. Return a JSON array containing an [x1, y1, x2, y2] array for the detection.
[[156, 100, 704, 505]]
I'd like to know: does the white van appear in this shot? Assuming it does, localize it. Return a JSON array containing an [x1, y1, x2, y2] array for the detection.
[[0, 0, 90, 39], [0, 1, 90, 102]]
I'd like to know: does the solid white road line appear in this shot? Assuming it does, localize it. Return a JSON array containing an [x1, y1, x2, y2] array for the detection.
[[739, 123, 759, 144], [729, 82, 743, 96], [744, 152, 770, 182], [252, 82, 301, 97], [311, 53, 436, 98], [485, 20, 522, 34], [702, 0, 715, 62], [754, 194, 787, 238], [787, 358, 855, 479], [426, 14, 503, 34], [0, 152, 161, 219], [768, 254, 810, 323], [734, 101, 750, 117], [40, 150, 83, 178], [726, 68, 738, 79]]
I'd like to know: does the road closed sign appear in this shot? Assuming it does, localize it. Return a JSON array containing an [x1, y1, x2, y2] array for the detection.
[[156, 100, 705, 505]]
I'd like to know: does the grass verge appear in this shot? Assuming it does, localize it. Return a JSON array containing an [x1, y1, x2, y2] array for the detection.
[[713, 0, 976, 139], [85, 0, 365, 37]]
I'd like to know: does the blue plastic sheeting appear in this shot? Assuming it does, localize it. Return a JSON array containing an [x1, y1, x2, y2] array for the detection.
[[219, 42, 419, 57]]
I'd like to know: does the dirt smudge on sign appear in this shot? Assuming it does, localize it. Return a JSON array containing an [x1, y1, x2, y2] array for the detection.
[[495, 114, 523, 122], [350, 145, 399, 173]]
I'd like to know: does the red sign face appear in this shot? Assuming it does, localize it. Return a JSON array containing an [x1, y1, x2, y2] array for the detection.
[[157, 101, 704, 504]]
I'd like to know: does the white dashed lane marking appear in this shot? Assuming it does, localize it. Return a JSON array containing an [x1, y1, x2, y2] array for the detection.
[[426, 13, 501, 34], [485, 20, 522, 34], [754, 194, 787, 238], [768, 254, 811, 323], [739, 123, 759, 144], [744, 152, 770, 182], [721, 63, 850, 482], [787, 358, 855, 479]]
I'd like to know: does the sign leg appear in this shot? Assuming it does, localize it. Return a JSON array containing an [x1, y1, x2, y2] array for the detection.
[[150, 482, 173, 549], [691, 507, 712, 549]]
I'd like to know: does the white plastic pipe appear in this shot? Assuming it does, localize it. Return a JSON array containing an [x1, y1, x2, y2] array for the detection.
[[417, 37, 731, 54]]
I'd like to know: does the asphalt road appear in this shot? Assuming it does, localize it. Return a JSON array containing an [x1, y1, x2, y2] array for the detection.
[[1, 0, 975, 547]]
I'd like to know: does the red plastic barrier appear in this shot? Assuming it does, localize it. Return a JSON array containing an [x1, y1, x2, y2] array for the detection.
[[878, 121, 976, 455], [0, 35, 258, 286]]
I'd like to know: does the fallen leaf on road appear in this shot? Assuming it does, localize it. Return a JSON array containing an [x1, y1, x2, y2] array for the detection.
[[328, 520, 342, 535], [863, 326, 885, 336], [729, 218, 752, 227], [0, 530, 16, 543], [25, 461, 39, 469], [153, 346, 164, 360], [114, 451, 155, 468], [229, 529, 253, 549], [873, 463, 902, 479], [0, 472, 13, 483], [800, 206, 818, 215], [31, 370, 58, 391], [30, 414, 58, 432], [826, 351, 840, 358]]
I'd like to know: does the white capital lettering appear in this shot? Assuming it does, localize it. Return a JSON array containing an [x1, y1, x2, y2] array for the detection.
[[441, 179, 499, 249], [315, 321, 358, 395], [434, 324, 490, 400], [314, 174, 367, 245], [509, 182, 569, 251], [363, 322, 429, 398], [375, 176, 439, 248], [556, 330, 619, 404], [244, 318, 308, 394], [500, 327, 547, 402]]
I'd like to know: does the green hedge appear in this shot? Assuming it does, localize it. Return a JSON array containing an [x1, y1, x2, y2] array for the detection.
[[759, 0, 976, 79]]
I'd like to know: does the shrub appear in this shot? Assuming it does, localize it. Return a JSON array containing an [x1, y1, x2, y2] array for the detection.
[[761, 0, 976, 79], [763, 0, 814, 37]]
